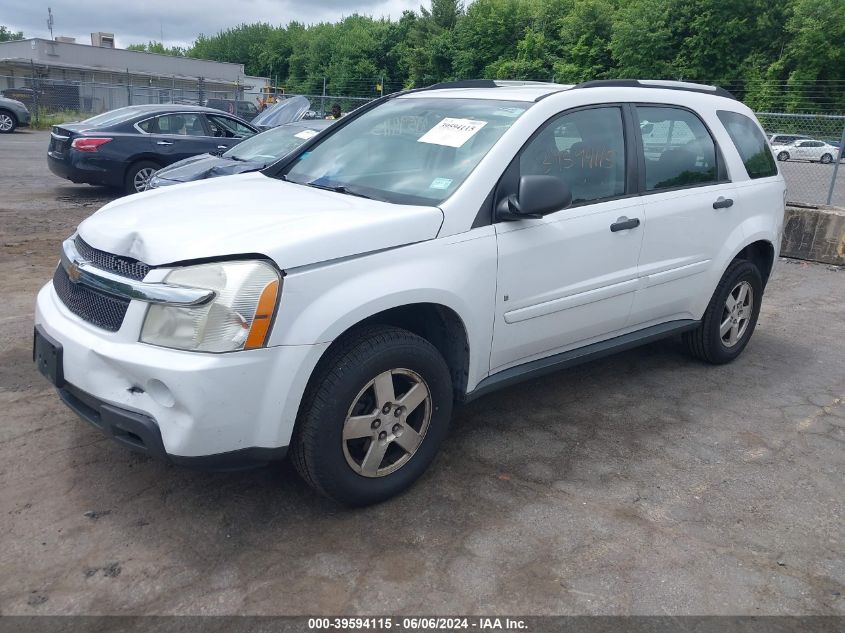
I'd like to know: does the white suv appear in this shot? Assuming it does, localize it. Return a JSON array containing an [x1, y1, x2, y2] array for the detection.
[[34, 79, 785, 505]]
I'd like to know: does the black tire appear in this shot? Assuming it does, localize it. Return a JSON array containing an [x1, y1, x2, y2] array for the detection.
[[291, 325, 453, 506], [820, 153, 833, 164], [0, 109, 17, 134], [124, 160, 160, 194], [684, 259, 763, 364], [776, 151, 789, 161]]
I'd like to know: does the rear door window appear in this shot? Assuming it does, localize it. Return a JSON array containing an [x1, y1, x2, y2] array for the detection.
[[636, 106, 720, 191], [139, 113, 207, 136], [717, 110, 778, 179]]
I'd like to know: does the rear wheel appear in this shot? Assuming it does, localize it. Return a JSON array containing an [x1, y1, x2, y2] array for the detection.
[[776, 151, 789, 161], [291, 325, 453, 506], [0, 110, 17, 133], [124, 160, 159, 194], [820, 153, 833, 164], [684, 259, 763, 364]]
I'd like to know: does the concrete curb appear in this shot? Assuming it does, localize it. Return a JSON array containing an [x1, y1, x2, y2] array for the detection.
[[781, 204, 845, 266]]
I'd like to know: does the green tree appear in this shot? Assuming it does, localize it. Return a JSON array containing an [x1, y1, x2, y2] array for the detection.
[[133, 0, 844, 114], [0, 25, 24, 42], [126, 41, 186, 56], [609, 0, 678, 78], [553, 0, 616, 83]]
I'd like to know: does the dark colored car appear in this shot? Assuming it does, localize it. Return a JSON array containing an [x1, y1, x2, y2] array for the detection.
[[149, 119, 333, 189], [205, 98, 260, 121], [47, 104, 259, 194]]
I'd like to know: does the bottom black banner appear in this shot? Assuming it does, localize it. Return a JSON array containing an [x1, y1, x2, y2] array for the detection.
[[0, 616, 842, 633]]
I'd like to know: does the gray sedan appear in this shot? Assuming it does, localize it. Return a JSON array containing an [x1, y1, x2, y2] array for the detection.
[[0, 96, 31, 133]]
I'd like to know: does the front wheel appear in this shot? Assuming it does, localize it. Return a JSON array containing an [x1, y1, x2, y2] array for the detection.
[[820, 153, 833, 164], [777, 151, 790, 161], [0, 110, 17, 133], [291, 325, 453, 505], [684, 259, 763, 364]]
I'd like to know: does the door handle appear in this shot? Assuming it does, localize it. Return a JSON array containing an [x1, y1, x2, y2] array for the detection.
[[156, 140, 174, 146], [610, 216, 641, 232], [217, 145, 227, 149], [713, 196, 734, 209]]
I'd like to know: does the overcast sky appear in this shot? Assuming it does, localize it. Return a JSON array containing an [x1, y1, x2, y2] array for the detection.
[[4, 0, 423, 48]]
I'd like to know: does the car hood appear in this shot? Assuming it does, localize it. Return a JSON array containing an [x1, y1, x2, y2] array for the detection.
[[77, 172, 444, 269], [154, 154, 263, 183]]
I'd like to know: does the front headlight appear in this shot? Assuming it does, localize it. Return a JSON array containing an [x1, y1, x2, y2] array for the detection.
[[140, 260, 280, 352]]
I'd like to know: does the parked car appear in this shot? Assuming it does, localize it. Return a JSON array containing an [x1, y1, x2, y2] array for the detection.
[[251, 95, 311, 130], [47, 104, 259, 194], [768, 133, 809, 146], [205, 98, 260, 121], [34, 79, 785, 505], [772, 138, 839, 163], [0, 95, 31, 133], [149, 119, 333, 188]]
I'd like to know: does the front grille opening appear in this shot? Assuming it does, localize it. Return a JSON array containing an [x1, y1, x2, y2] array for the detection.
[[53, 265, 129, 332], [74, 235, 151, 281]]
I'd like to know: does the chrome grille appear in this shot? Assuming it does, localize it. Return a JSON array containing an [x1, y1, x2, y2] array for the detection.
[[53, 265, 129, 332], [74, 235, 151, 281]]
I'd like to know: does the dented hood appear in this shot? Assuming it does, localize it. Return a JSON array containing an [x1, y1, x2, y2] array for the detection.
[[77, 172, 444, 268]]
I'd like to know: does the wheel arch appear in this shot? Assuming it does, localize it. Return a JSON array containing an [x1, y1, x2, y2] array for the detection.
[[732, 239, 775, 288], [123, 154, 165, 179], [309, 302, 472, 402]]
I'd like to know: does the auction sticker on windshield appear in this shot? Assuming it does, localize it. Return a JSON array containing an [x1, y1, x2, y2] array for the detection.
[[418, 118, 487, 148], [294, 129, 319, 140]]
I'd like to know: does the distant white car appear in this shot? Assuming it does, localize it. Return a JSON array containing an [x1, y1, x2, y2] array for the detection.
[[768, 133, 809, 146], [772, 138, 839, 164]]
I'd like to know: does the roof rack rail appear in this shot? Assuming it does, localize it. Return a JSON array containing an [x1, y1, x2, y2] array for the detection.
[[420, 79, 562, 91], [573, 79, 737, 101], [425, 79, 499, 90]]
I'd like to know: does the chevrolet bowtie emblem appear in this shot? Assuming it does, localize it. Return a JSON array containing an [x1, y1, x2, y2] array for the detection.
[[67, 261, 81, 283]]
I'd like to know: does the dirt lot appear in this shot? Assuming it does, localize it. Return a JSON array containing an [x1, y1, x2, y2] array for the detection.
[[1, 130, 844, 615]]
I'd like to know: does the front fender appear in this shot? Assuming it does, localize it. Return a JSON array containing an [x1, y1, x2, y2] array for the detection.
[[271, 228, 499, 392]]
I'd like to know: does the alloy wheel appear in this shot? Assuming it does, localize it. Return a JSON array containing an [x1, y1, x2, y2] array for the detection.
[[720, 280, 753, 348], [342, 368, 432, 477], [0, 114, 13, 132], [133, 167, 156, 192]]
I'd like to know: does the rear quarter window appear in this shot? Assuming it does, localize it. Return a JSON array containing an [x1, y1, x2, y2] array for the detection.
[[718, 111, 778, 179]]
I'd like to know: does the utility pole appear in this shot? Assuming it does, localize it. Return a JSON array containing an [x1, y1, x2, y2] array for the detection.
[[46, 8, 54, 40]]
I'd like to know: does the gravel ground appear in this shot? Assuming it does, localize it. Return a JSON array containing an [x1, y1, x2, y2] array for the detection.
[[1, 130, 843, 615]]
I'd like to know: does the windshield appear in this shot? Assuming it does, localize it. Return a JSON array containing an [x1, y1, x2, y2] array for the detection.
[[283, 97, 529, 204], [252, 96, 311, 128], [81, 107, 145, 127], [224, 124, 326, 163]]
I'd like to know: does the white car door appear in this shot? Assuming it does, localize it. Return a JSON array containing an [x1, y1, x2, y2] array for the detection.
[[626, 105, 738, 326], [490, 105, 644, 371]]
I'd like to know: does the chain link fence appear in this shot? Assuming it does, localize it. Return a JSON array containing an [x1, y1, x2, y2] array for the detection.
[[2, 70, 843, 208], [0, 73, 239, 121], [756, 112, 845, 207]]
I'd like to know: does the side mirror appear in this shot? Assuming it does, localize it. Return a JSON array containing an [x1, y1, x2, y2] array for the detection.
[[497, 175, 572, 221]]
